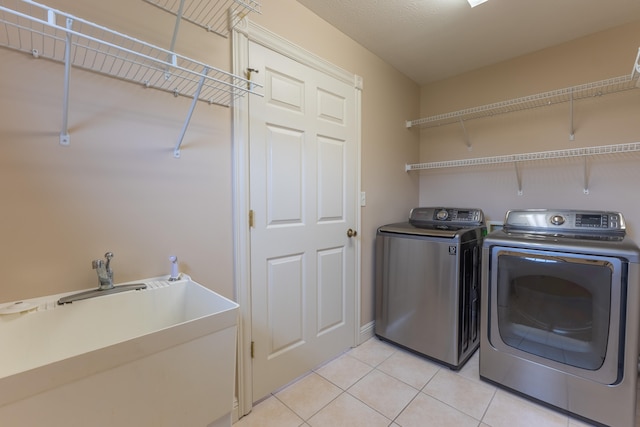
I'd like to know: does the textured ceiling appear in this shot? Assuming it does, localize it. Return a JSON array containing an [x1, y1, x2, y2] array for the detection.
[[297, 0, 640, 85]]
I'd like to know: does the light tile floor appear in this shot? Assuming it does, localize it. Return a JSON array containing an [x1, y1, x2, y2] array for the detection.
[[233, 337, 639, 427]]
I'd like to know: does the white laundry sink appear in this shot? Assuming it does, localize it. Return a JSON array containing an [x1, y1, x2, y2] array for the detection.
[[0, 276, 239, 427]]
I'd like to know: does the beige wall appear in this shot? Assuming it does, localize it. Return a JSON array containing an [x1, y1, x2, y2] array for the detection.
[[418, 21, 640, 239], [0, 0, 235, 303], [0, 0, 420, 327]]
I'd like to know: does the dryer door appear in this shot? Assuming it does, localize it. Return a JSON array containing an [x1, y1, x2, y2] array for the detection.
[[487, 246, 626, 385]]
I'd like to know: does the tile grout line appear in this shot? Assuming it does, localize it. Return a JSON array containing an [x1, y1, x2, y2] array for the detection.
[[477, 387, 498, 427], [271, 373, 342, 423], [345, 365, 422, 424], [385, 385, 423, 426]]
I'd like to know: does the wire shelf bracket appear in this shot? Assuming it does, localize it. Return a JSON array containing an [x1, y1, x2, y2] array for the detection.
[[174, 65, 208, 158], [514, 162, 523, 196], [0, 0, 263, 152], [632, 47, 640, 80], [583, 157, 590, 195], [59, 14, 71, 145], [459, 118, 472, 150], [569, 89, 575, 141]]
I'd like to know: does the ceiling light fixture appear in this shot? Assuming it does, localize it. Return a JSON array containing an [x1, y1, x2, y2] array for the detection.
[[467, 0, 489, 7]]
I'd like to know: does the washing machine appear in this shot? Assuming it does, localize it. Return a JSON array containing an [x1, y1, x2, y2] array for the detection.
[[375, 207, 485, 369], [481, 209, 640, 427]]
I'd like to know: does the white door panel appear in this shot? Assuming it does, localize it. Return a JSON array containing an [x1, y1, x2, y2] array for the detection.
[[317, 88, 347, 124], [317, 247, 346, 333], [249, 41, 357, 401], [318, 136, 346, 221], [266, 253, 304, 356], [265, 125, 304, 226]]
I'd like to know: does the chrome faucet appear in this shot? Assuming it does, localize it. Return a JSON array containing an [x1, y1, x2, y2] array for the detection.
[[57, 251, 147, 305], [92, 252, 114, 290]]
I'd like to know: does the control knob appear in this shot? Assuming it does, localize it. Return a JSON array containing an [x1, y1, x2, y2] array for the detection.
[[550, 215, 565, 226], [436, 209, 449, 221]]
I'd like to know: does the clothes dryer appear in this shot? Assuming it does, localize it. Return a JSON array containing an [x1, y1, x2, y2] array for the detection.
[[481, 209, 640, 427]]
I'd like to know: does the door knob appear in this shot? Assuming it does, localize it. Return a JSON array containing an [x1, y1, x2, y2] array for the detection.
[[347, 228, 358, 238]]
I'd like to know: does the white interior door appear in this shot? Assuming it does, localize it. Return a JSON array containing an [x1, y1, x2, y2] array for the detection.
[[248, 41, 358, 401]]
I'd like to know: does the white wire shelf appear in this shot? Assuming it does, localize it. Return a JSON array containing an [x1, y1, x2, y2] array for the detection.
[[406, 142, 640, 195], [0, 0, 262, 105], [406, 142, 640, 171], [0, 0, 263, 155], [142, 0, 261, 38], [406, 74, 640, 129]]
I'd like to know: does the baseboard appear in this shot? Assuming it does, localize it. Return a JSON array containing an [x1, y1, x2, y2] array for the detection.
[[232, 398, 239, 424], [207, 414, 231, 427], [359, 321, 375, 345]]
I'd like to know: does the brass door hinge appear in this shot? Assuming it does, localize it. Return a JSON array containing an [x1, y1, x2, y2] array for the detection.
[[249, 210, 255, 228], [246, 67, 259, 90], [251, 341, 255, 358]]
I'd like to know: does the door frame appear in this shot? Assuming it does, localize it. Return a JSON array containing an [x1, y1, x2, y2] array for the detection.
[[231, 17, 363, 417]]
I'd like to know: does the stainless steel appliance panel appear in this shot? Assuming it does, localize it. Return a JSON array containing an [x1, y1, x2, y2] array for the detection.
[[375, 226, 482, 368], [376, 233, 459, 363], [488, 246, 623, 385]]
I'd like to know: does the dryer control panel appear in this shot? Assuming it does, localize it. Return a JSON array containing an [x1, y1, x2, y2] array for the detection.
[[504, 209, 626, 234], [410, 207, 484, 227]]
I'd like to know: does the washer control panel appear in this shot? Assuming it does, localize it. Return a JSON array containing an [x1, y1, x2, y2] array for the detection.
[[504, 209, 625, 234], [410, 207, 484, 227]]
